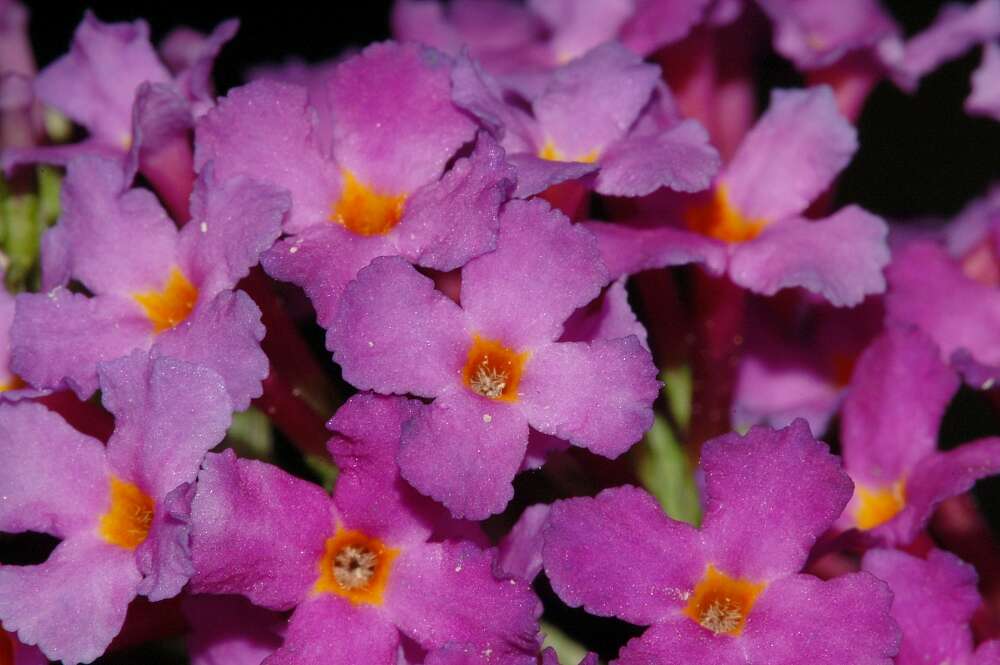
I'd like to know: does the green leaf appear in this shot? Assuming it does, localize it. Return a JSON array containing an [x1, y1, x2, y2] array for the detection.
[[541, 621, 589, 665], [227, 407, 275, 460], [635, 414, 701, 526], [661, 364, 692, 432]]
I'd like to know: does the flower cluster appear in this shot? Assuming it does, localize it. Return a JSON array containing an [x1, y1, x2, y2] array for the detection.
[[0, 1, 999, 664]]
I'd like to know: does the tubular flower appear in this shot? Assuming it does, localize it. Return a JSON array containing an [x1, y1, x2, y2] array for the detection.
[[542, 420, 899, 664], [0, 350, 232, 664], [451, 42, 720, 198], [327, 199, 659, 519], [10, 156, 287, 409], [584, 85, 890, 307], [836, 325, 1000, 545], [195, 41, 514, 327], [189, 393, 541, 664]]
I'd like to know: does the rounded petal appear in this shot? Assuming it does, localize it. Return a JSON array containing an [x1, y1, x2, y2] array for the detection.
[[613, 615, 744, 665], [328, 256, 468, 398], [385, 541, 540, 653], [861, 548, 978, 664], [0, 534, 140, 665], [328, 393, 441, 548], [135, 482, 195, 601], [100, 350, 231, 499], [183, 594, 285, 665], [841, 326, 958, 485], [10, 290, 152, 398], [0, 401, 108, 537], [723, 86, 857, 222], [190, 451, 331, 610], [700, 420, 854, 580], [395, 132, 514, 272], [729, 206, 889, 307], [543, 486, 705, 626], [46, 156, 178, 295], [461, 199, 607, 348], [582, 220, 727, 281], [178, 165, 290, 297], [618, 0, 713, 55], [399, 389, 529, 519], [519, 338, 658, 458], [498, 503, 550, 581], [507, 154, 598, 198], [743, 573, 898, 665], [267, 595, 398, 665], [194, 79, 339, 234], [329, 41, 477, 195], [153, 290, 267, 411], [595, 119, 720, 197]]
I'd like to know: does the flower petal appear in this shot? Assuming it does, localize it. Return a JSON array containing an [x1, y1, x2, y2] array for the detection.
[[190, 450, 331, 610], [700, 420, 854, 580], [399, 389, 528, 519], [543, 486, 704, 626], [267, 595, 398, 665]]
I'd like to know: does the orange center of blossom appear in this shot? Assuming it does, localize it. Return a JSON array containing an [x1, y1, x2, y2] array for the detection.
[[683, 565, 766, 637], [462, 335, 529, 402], [538, 139, 599, 164], [98, 476, 154, 550], [684, 185, 765, 244], [133, 267, 198, 333], [0, 374, 25, 393], [314, 529, 399, 605], [854, 480, 905, 530], [331, 170, 406, 236]]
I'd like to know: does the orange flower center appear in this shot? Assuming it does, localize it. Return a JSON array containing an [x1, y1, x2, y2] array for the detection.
[[314, 529, 398, 605], [462, 335, 529, 402], [538, 139, 599, 164], [331, 170, 406, 236], [98, 476, 155, 550], [684, 185, 765, 244], [133, 267, 198, 333], [0, 374, 25, 392], [683, 565, 766, 637], [853, 480, 905, 530]]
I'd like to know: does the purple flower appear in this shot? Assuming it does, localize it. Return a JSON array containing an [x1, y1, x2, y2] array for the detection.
[[3, 12, 236, 180], [967, 41, 1000, 120], [392, 0, 710, 73], [879, 0, 1000, 92], [195, 41, 514, 326], [886, 240, 1000, 388], [585, 85, 890, 306], [542, 420, 900, 664], [452, 42, 720, 198], [0, 350, 232, 664], [189, 393, 540, 664], [756, 0, 899, 70], [836, 325, 1000, 545], [328, 199, 659, 518], [862, 548, 1000, 665], [10, 156, 287, 409], [732, 294, 882, 435]]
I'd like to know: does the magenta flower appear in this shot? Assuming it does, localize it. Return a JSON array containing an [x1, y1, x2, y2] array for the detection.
[[585, 85, 890, 307], [887, 239, 1000, 389], [195, 41, 514, 326], [968, 42, 1000, 120], [2, 11, 236, 179], [189, 393, 540, 664], [392, 0, 711, 73], [836, 325, 1000, 544], [10, 156, 287, 409], [452, 42, 720, 198], [0, 350, 232, 664], [542, 420, 899, 664], [0, 276, 42, 401], [328, 199, 659, 518], [862, 548, 1000, 665]]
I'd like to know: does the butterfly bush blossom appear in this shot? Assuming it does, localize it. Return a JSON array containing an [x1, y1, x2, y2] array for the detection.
[[0, 1, 999, 664]]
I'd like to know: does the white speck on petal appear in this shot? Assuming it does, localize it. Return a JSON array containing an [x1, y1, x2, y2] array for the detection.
[[482, 414, 492, 423], [200, 222, 208, 233]]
